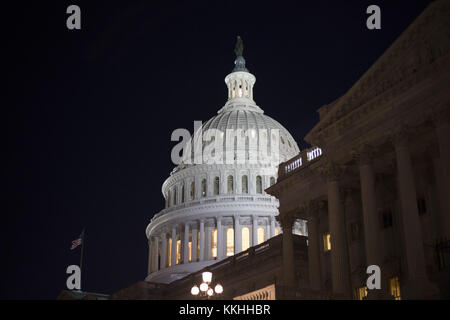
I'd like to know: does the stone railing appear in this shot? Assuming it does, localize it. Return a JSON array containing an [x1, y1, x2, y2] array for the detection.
[[152, 195, 279, 220], [278, 146, 322, 179]]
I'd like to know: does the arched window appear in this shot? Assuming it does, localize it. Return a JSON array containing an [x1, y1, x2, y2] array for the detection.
[[256, 176, 263, 194], [201, 179, 207, 197], [214, 177, 220, 195], [188, 233, 192, 262], [173, 186, 177, 205], [190, 181, 195, 200], [257, 227, 265, 245], [211, 228, 217, 258], [226, 228, 234, 256], [176, 238, 181, 264], [242, 227, 250, 251], [181, 184, 185, 203], [242, 175, 248, 194], [270, 176, 276, 186], [227, 175, 234, 194]]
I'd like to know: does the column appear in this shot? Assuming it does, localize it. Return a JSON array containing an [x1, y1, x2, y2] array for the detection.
[[217, 217, 223, 259], [183, 223, 189, 264], [280, 212, 296, 298], [147, 238, 153, 275], [152, 236, 159, 273], [192, 224, 198, 262], [270, 216, 276, 238], [433, 109, 450, 237], [234, 215, 242, 254], [199, 220, 205, 261], [160, 232, 167, 269], [307, 201, 322, 292], [252, 215, 258, 246], [393, 130, 437, 298], [356, 145, 383, 298], [326, 162, 351, 298], [171, 225, 177, 266]]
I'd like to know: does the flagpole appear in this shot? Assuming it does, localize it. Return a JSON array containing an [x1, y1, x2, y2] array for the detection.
[[79, 228, 85, 290]]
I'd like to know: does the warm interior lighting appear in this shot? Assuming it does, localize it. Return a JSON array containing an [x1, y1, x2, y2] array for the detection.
[[191, 285, 199, 295], [202, 271, 212, 283], [207, 288, 214, 296], [242, 227, 250, 251], [214, 284, 223, 294], [200, 282, 208, 292], [257, 227, 265, 245], [323, 233, 331, 252], [226, 228, 234, 256], [211, 229, 217, 258]]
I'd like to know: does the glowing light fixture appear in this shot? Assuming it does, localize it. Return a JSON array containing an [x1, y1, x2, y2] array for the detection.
[[202, 271, 212, 283], [190, 271, 224, 298], [191, 285, 199, 295], [214, 284, 223, 294], [200, 282, 208, 292]]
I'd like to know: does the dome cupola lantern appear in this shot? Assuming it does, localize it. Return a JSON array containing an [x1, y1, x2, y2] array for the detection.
[[225, 36, 256, 101]]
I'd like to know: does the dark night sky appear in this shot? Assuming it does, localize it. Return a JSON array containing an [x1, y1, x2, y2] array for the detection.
[[4, 0, 432, 299]]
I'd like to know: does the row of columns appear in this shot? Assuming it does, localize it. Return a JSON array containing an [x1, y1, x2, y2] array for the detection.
[[228, 78, 254, 99], [166, 174, 273, 208], [148, 215, 279, 274], [281, 120, 449, 299]]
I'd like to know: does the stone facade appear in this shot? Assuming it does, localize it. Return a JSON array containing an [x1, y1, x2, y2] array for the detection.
[[267, 0, 450, 299]]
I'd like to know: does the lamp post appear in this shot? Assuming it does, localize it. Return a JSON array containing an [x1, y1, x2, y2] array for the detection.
[[191, 271, 223, 298]]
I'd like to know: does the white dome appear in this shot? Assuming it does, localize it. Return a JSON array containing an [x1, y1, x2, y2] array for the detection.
[[145, 39, 304, 284]]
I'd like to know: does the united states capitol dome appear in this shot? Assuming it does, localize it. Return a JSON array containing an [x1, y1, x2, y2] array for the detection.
[[145, 36, 305, 284]]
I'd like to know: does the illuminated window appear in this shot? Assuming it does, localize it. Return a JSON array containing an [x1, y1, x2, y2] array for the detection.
[[211, 228, 217, 259], [188, 232, 192, 262], [355, 286, 367, 300], [190, 181, 195, 200], [257, 227, 265, 245], [176, 239, 181, 264], [275, 227, 280, 236], [226, 228, 234, 256], [323, 233, 331, 252], [167, 238, 172, 267], [227, 175, 234, 194], [242, 175, 248, 194], [173, 186, 177, 205], [256, 176, 262, 194], [214, 177, 220, 195], [181, 184, 185, 203], [242, 227, 250, 251], [270, 176, 276, 186], [201, 179, 207, 197], [389, 277, 401, 300]]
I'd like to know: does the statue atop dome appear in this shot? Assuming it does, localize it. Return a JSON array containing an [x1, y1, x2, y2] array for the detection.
[[234, 36, 244, 57], [232, 36, 248, 72]]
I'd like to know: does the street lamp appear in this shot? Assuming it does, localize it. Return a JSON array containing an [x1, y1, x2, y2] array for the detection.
[[191, 271, 223, 298]]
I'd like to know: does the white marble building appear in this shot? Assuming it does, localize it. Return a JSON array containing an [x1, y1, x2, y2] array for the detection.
[[145, 38, 306, 283]]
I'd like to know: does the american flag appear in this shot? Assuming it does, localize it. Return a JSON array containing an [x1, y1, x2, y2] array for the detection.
[[70, 230, 84, 250]]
